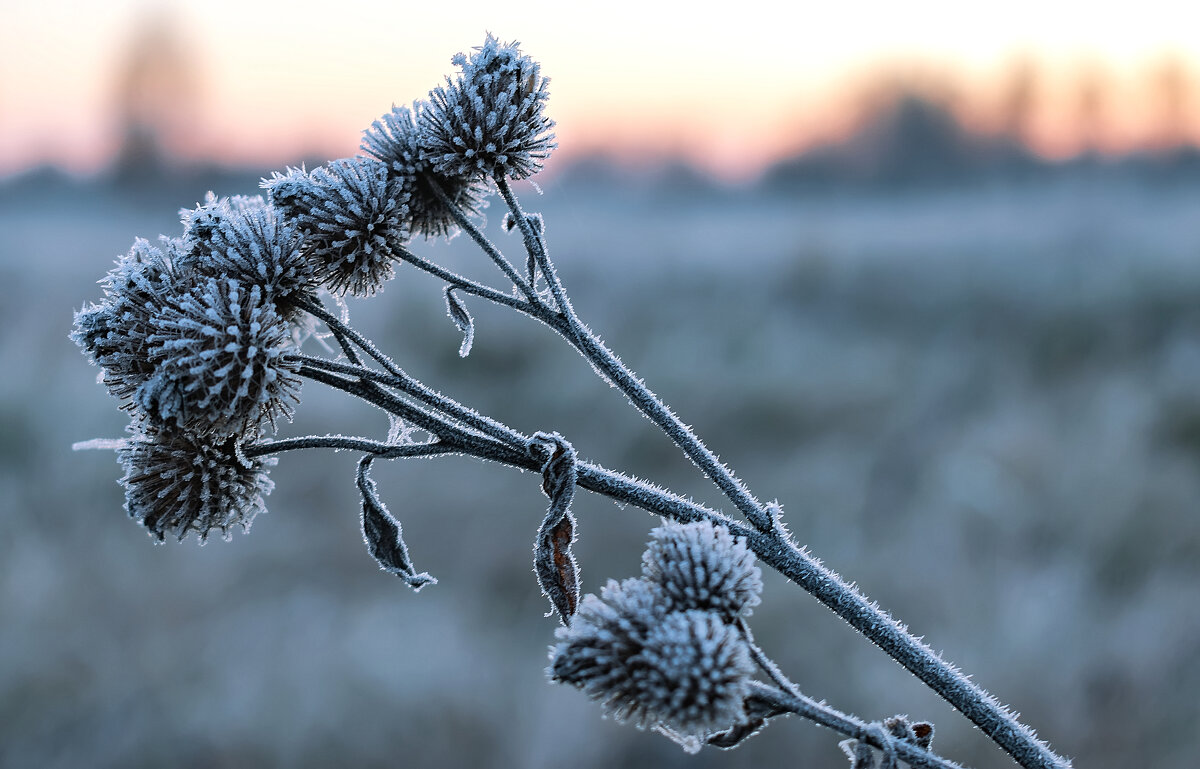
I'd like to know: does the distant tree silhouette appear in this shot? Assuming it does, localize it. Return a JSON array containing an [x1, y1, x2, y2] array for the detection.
[[1073, 60, 1108, 156], [110, 10, 202, 185], [999, 55, 1039, 146], [1151, 54, 1192, 152]]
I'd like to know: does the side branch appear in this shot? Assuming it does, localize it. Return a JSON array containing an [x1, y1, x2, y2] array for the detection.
[[745, 683, 964, 769], [426, 177, 539, 304], [495, 178, 771, 532], [277, 362, 1071, 768], [244, 435, 455, 459], [739, 530, 1070, 769], [292, 351, 529, 450]]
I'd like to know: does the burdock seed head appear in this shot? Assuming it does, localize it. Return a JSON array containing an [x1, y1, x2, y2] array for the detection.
[[117, 425, 276, 543], [641, 519, 763, 619], [361, 102, 487, 240], [421, 34, 557, 181], [139, 277, 300, 439]]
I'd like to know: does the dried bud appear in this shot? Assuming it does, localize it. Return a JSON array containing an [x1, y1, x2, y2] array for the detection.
[[550, 578, 669, 719], [180, 192, 269, 263], [194, 201, 314, 309], [72, 237, 186, 404], [641, 519, 763, 619], [284, 157, 412, 297], [637, 610, 754, 751], [550, 579, 754, 751], [118, 426, 275, 542], [361, 103, 486, 240], [421, 34, 556, 181], [140, 277, 300, 438]]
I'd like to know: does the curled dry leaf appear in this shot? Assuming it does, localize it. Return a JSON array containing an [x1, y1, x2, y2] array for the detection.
[[530, 432, 580, 622], [358, 455, 436, 590], [444, 286, 474, 357]]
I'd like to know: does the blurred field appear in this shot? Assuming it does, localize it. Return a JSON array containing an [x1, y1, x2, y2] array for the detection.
[[2, 172, 1199, 768]]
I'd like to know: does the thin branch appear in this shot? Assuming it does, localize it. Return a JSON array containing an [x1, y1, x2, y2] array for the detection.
[[495, 177, 771, 532], [298, 297, 405, 379], [392, 242, 539, 315], [494, 176, 570, 316], [244, 434, 456, 459], [745, 682, 966, 769], [735, 528, 1071, 769], [738, 617, 804, 702], [292, 347, 529, 451], [296, 364, 522, 467], [425, 176, 539, 304]]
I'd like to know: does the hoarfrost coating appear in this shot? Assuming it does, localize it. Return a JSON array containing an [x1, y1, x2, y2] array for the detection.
[[70, 33, 1071, 769]]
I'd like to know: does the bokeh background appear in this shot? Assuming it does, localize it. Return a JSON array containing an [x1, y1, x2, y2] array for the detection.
[[3, 2, 1200, 767]]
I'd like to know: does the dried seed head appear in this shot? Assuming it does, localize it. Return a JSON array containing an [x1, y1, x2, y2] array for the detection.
[[421, 34, 556, 181], [550, 578, 669, 722], [641, 519, 763, 619], [283, 157, 411, 297], [260, 166, 313, 222], [180, 192, 270, 263], [188, 199, 315, 309], [635, 610, 754, 750], [139, 277, 300, 439], [118, 426, 275, 543], [361, 102, 487, 239], [550, 578, 753, 751], [72, 237, 187, 404]]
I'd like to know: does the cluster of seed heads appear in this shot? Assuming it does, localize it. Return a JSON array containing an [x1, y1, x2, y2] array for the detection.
[[73, 34, 557, 542], [550, 520, 763, 751], [70, 36, 1055, 769]]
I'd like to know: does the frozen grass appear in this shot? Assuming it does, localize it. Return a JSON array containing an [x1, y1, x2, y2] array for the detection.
[[4, 177, 1200, 767]]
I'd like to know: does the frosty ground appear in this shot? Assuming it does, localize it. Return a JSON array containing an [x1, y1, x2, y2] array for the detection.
[[1, 174, 1197, 768]]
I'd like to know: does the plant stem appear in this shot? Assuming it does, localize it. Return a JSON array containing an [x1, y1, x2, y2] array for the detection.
[[392, 242, 538, 315], [244, 435, 455, 459], [293, 351, 528, 450], [745, 682, 965, 769], [291, 357, 1068, 768], [494, 177, 771, 531], [738, 530, 1070, 769], [425, 176, 540, 304]]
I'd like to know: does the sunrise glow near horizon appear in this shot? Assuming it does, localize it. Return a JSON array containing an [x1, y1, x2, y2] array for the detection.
[[3, 0, 1200, 181]]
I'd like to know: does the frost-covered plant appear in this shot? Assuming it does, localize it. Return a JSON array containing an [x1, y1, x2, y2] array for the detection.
[[641, 518, 763, 619], [117, 424, 275, 542], [72, 35, 1072, 769], [551, 525, 760, 753], [421, 33, 556, 180]]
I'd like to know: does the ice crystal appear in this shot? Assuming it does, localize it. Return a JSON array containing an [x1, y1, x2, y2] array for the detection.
[[422, 34, 556, 180], [118, 426, 275, 542], [139, 277, 301, 439], [361, 103, 486, 239], [641, 519, 763, 619], [281, 157, 411, 297]]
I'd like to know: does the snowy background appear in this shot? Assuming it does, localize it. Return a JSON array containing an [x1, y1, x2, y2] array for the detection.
[[2, 162, 1199, 767]]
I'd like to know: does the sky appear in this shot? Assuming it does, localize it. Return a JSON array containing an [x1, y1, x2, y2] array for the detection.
[[2, 0, 1199, 180]]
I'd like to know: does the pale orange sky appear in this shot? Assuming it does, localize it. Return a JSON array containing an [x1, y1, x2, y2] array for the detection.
[[2, 0, 1198, 180]]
